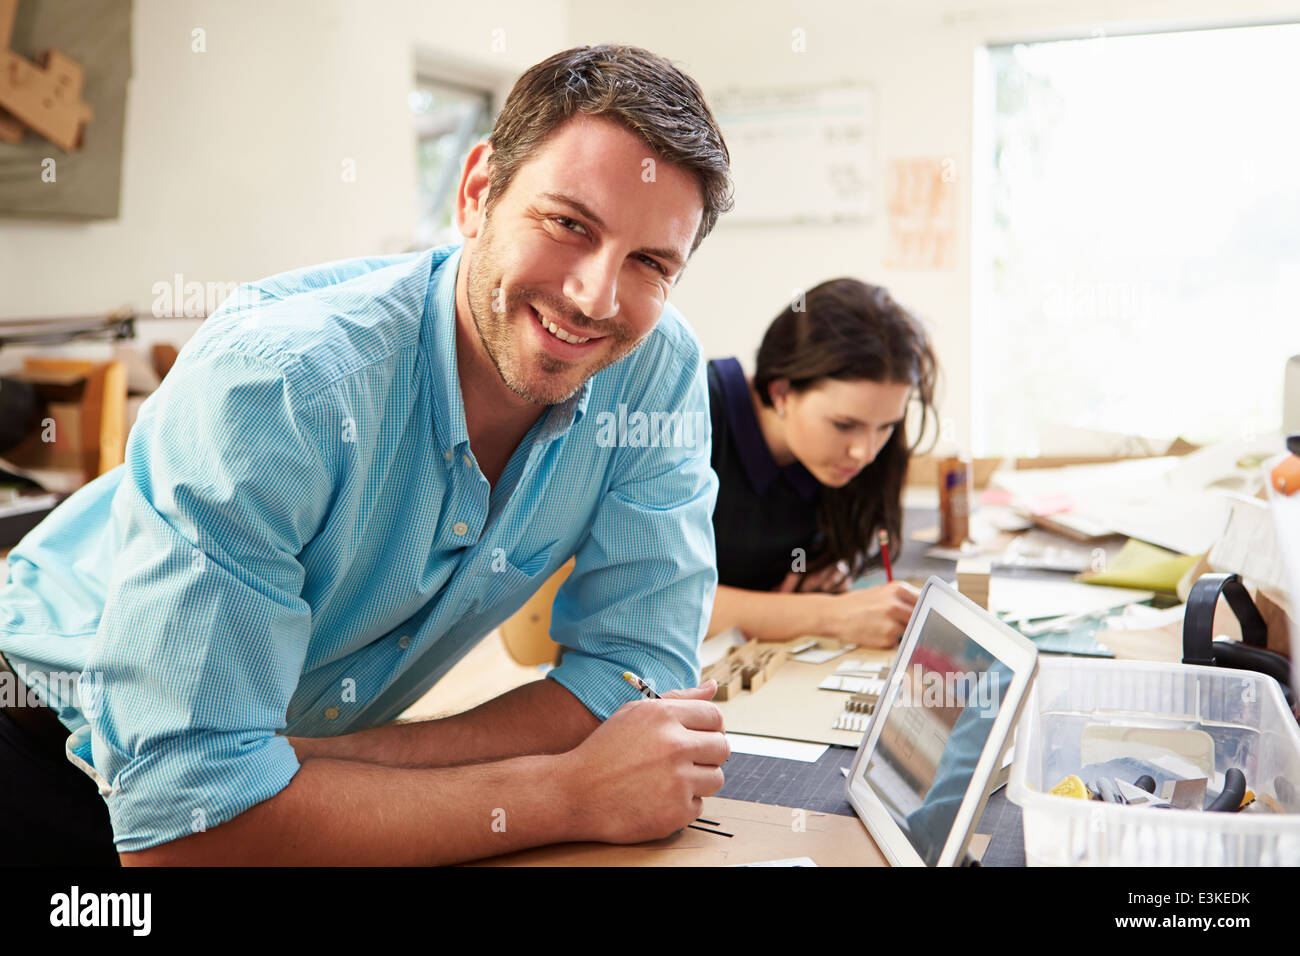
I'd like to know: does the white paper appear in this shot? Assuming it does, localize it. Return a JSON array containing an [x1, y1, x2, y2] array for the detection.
[[1102, 603, 1186, 631], [725, 733, 828, 763], [791, 645, 850, 664], [991, 440, 1280, 555], [819, 674, 886, 694], [732, 857, 819, 867], [836, 659, 888, 674], [1211, 493, 1289, 592], [1266, 454, 1300, 694], [990, 577, 1153, 622]]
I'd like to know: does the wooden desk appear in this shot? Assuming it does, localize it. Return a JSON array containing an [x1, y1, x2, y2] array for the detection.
[[472, 796, 886, 867]]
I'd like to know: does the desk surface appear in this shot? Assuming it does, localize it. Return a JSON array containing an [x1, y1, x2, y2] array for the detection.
[[474, 796, 887, 867]]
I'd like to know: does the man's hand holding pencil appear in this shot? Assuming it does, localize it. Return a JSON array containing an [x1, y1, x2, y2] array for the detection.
[[556, 677, 730, 845]]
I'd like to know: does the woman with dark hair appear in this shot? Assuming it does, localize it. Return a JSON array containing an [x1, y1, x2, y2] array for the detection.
[[707, 278, 939, 648]]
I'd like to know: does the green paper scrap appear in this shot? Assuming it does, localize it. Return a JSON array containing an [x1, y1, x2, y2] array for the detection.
[[1080, 538, 1201, 593]]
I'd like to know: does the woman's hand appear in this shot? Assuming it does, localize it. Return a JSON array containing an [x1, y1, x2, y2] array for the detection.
[[816, 581, 919, 648], [776, 560, 853, 594]]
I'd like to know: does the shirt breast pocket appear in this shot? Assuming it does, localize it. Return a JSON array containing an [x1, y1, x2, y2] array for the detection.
[[475, 540, 560, 609]]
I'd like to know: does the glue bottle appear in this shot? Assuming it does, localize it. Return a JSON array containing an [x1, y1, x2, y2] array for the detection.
[[936, 441, 970, 548]]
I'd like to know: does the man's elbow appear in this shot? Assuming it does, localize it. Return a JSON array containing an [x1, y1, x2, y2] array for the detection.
[[119, 837, 203, 866], [117, 800, 272, 866]]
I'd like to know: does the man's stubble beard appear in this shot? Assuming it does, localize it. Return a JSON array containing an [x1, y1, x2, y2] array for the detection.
[[465, 216, 646, 407]]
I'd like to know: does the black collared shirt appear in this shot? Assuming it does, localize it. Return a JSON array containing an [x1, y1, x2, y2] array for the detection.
[[707, 357, 823, 592]]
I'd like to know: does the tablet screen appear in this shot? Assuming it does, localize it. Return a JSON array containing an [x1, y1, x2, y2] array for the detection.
[[859, 607, 1013, 866]]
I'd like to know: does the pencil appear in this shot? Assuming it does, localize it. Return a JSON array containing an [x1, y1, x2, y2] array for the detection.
[[622, 670, 662, 700], [878, 528, 894, 582]]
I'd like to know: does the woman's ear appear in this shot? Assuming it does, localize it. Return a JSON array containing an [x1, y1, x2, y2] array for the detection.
[[769, 379, 790, 416]]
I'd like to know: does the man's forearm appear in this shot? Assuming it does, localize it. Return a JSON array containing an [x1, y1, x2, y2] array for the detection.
[[119, 751, 581, 866], [286, 677, 601, 769]]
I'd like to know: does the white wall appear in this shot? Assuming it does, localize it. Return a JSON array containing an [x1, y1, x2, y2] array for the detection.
[[3, 0, 1295, 451], [0, 0, 567, 353], [565, 0, 1299, 453]]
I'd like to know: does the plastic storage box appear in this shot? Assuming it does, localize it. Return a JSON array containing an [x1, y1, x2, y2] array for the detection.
[[1008, 657, 1300, 866]]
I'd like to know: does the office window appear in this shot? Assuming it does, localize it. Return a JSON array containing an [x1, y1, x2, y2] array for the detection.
[[410, 78, 494, 247], [979, 24, 1300, 456]]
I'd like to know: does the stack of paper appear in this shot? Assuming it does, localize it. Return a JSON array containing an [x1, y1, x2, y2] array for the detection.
[[990, 437, 1280, 556]]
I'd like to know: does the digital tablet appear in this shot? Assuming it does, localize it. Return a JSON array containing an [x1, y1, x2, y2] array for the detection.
[[845, 576, 1038, 866]]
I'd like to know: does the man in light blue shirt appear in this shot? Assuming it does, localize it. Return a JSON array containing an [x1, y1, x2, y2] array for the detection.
[[0, 44, 734, 865]]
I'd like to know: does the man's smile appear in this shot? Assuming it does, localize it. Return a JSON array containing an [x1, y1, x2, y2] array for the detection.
[[527, 302, 608, 358]]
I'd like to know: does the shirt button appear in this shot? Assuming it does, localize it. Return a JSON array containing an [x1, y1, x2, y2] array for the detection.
[[453, 521, 468, 536], [397, 635, 411, 649], [462, 454, 472, 468], [324, 707, 339, 720], [444, 448, 454, 461]]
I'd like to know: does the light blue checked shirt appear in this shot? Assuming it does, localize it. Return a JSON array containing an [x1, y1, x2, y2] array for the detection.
[[0, 243, 718, 853]]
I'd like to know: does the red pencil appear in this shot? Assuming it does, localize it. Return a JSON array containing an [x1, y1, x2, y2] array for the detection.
[[878, 528, 894, 582]]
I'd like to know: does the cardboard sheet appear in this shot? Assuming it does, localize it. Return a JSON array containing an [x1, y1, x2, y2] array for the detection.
[[712, 639, 896, 747], [471, 796, 886, 867]]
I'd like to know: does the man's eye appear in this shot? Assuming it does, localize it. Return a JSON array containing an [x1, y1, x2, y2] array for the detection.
[[637, 254, 666, 275], [833, 421, 855, 432], [554, 216, 586, 235], [880, 423, 896, 433]]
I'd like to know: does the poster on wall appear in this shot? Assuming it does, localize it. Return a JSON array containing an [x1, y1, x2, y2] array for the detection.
[[0, 0, 132, 220], [885, 157, 957, 270]]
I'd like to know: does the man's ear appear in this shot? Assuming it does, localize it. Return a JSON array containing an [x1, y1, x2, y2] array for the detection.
[[455, 141, 494, 240]]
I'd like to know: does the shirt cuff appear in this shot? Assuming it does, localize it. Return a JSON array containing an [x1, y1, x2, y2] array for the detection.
[[103, 732, 301, 853], [547, 650, 690, 721]]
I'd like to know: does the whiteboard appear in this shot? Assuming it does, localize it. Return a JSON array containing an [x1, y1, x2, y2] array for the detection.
[[711, 83, 874, 225]]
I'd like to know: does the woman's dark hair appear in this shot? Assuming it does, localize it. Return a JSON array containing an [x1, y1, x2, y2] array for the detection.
[[753, 279, 939, 580]]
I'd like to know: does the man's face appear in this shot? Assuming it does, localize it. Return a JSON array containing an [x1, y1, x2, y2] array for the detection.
[[461, 115, 703, 405]]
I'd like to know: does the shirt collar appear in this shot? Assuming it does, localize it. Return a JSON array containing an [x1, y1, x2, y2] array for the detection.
[[422, 243, 592, 452], [422, 244, 471, 453], [715, 356, 820, 501]]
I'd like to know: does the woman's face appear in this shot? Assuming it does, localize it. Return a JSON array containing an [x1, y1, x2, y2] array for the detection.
[[776, 378, 912, 488]]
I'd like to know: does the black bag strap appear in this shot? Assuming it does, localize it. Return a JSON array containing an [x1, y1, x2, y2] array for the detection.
[[1182, 572, 1268, 666]]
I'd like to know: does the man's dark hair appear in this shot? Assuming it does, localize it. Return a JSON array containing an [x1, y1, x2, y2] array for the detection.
[[486, 44, 733, 254]]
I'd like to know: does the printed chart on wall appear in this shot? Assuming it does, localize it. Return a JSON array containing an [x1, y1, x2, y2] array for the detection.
[[711, 83, 873, 225], [885, 157, 957, 270]]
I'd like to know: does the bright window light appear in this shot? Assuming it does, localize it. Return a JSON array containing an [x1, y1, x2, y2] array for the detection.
[[980, 23, 1300, 456]]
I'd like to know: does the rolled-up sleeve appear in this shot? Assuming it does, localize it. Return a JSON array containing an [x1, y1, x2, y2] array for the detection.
[[86, 346, 335, 852], [547, 344, 719, 719]]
